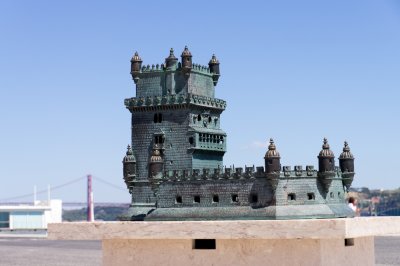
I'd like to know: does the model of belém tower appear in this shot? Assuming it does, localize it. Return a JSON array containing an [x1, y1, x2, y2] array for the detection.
[[121, 47, 356, 221]]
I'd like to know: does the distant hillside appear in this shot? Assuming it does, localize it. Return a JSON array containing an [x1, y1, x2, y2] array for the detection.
[[350, 187, 400, 216], [63, 205, 128, 221]]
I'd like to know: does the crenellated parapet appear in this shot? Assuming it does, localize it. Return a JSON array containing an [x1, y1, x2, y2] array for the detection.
[[136, 62, 212, 75], [281, 165, 318, 178], [147, 164, 332, 184], [124, 93, 227, 111]]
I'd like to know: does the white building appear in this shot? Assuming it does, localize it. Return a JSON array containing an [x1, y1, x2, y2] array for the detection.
[[0, 200, 62, 230]]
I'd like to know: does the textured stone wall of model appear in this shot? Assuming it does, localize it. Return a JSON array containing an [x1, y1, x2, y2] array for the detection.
[[121, 47, 355, 221]]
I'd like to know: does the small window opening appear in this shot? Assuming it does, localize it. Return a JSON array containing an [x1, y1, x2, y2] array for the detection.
[[330, 192, 334, 198], [307, 193, 315, 200], [197, 114, 201, 121], [231, 194, 239, 203], [345, 238, 354, 247], [208, 117, 212, 123], [193, 239, 216, 250], [288, 193, 296, 201], [189, 137, 194, 145], [268, 159, 273, 164], [194, 195, 200, 203], [212, 195, 219, 203], [250, 194, 258, 203], [153, 113, 163, 123], [154, 136, 164, 144], [176, 196, 182, 204], [338, 192, 341, 198]]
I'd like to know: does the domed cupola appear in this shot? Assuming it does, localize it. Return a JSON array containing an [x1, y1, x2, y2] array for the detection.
[[149, 146, 164, 179], [165, 48, 178, 69], [124, 145, 136, 163], [123, 145, 137, 189], [339, 141, 354, 173], [318, 138, 335, 172], [264, 138, 281, 174], [130, 52, 142, 84], [181, 46, 192, 76], [208, 54, 220, 86]]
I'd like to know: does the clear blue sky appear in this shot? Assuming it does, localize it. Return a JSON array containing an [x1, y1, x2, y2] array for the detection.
[[0, 1, 399, 202]]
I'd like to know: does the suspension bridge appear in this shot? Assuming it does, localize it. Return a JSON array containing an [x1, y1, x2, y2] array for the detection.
[[0, 175, 128, 221]]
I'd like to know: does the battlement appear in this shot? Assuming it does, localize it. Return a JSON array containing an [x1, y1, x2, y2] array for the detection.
[[157, 167, 259, 183], [281, 165, 319, 177], [138, 62, 212, 75], [143, 164, 353, 184], [191, 63, 211, 75], [148, 164, 344, 183], [124, 93, 227, 111]]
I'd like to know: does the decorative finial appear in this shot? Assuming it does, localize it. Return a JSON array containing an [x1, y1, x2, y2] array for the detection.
[[265, 138, 280, 158], [209, 54, 219, 64], [319, 138, 334, 157], [181, 46, 192, 56], [339, 141, 354, 159], [322, 138, 329, 149], [123, 144, 136, 162], [166, 48, 177, 59], [126, 144, 134, 155], [343, 141, 349, 152], [131, 51, 142, 62], [268, 138, 276, 150]]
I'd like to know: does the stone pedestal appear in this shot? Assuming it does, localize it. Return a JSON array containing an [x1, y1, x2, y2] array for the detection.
[[48, 217, 400, 266]]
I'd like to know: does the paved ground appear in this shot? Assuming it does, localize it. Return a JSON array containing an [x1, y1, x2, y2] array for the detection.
[[0, 237, 101, 266], [0, 236, 398, 265], [375, 236, 400, 266]]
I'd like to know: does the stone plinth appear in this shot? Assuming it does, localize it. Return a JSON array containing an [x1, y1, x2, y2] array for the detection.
[[48, 217, 400, 266]]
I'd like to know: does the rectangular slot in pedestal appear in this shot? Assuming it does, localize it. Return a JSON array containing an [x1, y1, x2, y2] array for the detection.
[[345, 238, 354, 246], [193, 239, 216, 250]]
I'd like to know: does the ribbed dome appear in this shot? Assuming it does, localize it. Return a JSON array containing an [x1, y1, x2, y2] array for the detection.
[[318, 138, 334, 157], [166, 48, 177, 60], [265, 138, 280, 158], [339, 141, 354, 159], [181, 46, 192, 57], [123, 145, 136, 162], [150, 148, 163, 162], [131, 51, 142, 62], [209, 54, 219, 64]]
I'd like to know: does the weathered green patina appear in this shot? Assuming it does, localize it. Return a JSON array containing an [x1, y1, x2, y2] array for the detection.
[[121, 47, 355, 221]]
